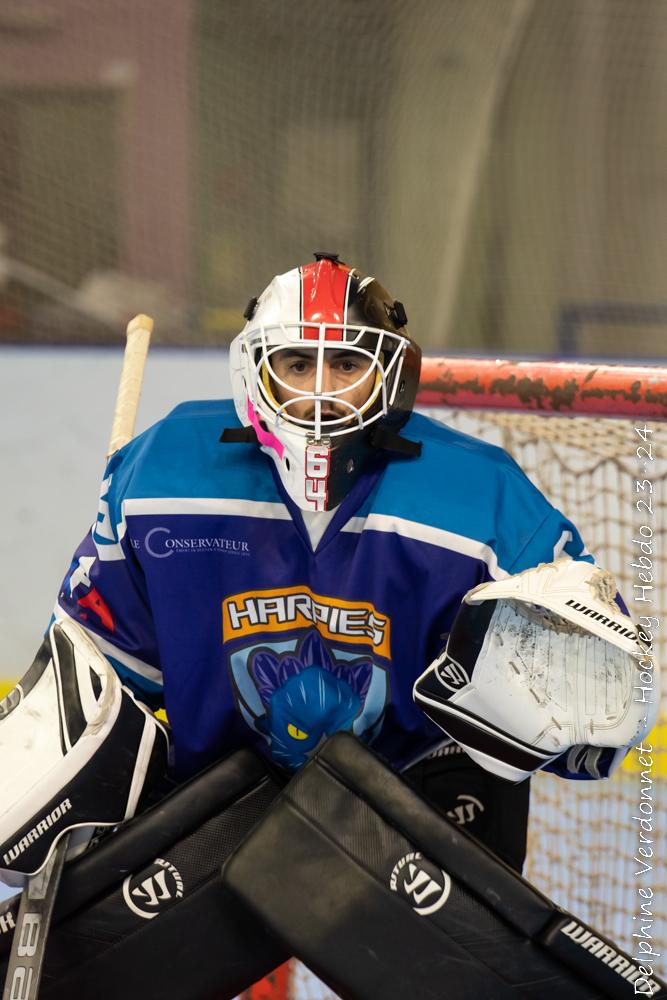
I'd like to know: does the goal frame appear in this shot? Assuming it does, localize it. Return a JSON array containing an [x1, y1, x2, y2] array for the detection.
[[418, 356, 667, 418]]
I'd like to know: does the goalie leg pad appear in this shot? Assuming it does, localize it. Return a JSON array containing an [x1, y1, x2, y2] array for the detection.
[[0, 620, 169, 879], [0, 750, 287, 1000], [223, 733, 667, 1000]]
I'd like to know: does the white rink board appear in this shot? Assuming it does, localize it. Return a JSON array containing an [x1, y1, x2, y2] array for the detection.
[[0, 346, 232, 678]]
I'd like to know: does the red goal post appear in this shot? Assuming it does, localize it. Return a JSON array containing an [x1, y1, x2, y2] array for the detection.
[[418, 356, 667, 418]]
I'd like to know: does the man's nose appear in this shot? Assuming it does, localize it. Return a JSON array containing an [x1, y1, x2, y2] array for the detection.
[[318, 362, 336, 394]]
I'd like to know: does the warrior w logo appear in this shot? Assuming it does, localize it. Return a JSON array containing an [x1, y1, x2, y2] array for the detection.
[[132, 869, 172, 908], [389, 852, 452, 916], [446, 793, 485, 827], [122, 858, 184, 920], [435, 656, 469, 693]]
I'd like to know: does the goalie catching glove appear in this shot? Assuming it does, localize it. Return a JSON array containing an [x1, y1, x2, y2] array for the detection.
[[414, 558, 658, 782], [0, 619, 169, 881]]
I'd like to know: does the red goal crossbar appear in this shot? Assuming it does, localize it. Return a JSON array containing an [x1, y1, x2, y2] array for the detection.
[[417, 357, 667, 418]]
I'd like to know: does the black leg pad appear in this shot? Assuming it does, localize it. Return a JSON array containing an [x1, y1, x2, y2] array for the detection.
[[223, 733, 666, 1000], [0, 750, 288, 1000]]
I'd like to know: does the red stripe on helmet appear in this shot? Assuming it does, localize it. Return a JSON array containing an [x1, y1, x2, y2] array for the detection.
[[300, 260, 352, 340]]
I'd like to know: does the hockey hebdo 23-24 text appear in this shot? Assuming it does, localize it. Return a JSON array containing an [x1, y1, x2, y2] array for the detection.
[[631, 423, 660, 995]]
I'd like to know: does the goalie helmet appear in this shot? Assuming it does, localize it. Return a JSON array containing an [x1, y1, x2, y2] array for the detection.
[[228, 253, 422, 511]]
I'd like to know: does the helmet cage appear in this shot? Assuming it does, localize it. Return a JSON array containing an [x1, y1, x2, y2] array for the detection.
[[241, 321, 409, 443]]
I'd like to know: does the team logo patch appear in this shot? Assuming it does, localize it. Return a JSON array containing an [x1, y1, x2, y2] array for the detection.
[[223, 586, 390, 658], [122, 858, 184, 920], [228, 628, 389, 771], [389, 852, 452, 916]]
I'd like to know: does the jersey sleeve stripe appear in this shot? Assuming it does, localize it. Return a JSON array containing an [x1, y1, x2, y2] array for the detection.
[[357, 513, 509, 579]]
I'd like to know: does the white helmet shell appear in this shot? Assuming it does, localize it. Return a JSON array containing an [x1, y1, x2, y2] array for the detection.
[[228, 256, 421, 511]]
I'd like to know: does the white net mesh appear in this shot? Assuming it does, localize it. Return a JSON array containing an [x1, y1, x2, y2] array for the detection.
[[0, 1, 667, 356]]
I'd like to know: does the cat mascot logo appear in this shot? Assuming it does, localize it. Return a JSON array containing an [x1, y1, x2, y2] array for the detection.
[[228, 627, 389, 771]]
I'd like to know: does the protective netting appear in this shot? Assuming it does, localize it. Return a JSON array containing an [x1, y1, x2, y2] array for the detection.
[[0, 0, 666, 354], [432, 407, 666, 961]]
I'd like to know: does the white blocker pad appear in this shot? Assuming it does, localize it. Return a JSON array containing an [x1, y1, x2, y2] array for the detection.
[[0, 619, 169, 880], [414, 559, 658, 782]]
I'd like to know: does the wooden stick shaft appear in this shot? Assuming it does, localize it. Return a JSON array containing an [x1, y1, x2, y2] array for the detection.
[[107, 314, 153, 458]]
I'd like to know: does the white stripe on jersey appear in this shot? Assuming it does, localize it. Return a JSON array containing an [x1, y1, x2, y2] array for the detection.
[[93, 521, 128, 562], [108, 494, 518, 581], [553, 528, 591, 561], [340, 516, 367, 534], [343, 512, 509, 579], [122, 497, 292, 520]]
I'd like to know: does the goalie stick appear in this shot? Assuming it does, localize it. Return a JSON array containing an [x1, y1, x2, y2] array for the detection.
[[1, 836, 69, 1000], [107, 313, 153, 458], [1, 313, 153, 1000]]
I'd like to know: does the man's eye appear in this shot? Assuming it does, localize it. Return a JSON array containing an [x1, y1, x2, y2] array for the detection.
[[338, 359, 359, 373], [289, 361, 308, 374]]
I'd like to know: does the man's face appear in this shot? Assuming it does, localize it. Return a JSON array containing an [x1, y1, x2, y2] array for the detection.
[[269, 348, 376, 423]]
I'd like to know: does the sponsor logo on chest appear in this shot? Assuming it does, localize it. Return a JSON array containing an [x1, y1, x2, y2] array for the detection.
[[143, 526, 250, 559]]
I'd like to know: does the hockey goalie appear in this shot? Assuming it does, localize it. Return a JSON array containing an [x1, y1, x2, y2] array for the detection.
[[0, 256, 662, 998]]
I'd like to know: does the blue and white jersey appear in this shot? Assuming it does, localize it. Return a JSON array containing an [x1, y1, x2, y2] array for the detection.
[[56, 402, 590, 778]]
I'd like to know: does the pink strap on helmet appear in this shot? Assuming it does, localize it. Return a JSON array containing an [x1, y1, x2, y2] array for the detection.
[[247, 399, 285, 460]]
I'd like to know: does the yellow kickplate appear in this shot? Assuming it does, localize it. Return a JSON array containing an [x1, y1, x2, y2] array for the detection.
[[0, 679, 15, 701], [621, 714, 667, 779]]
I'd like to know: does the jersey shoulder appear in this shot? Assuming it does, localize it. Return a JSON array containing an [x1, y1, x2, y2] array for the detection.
[[396, 411, 540, 494], [106, 399, 280, 503], [370, 411, 555, 537]]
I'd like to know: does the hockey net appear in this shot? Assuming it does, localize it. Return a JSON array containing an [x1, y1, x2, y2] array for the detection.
[[242, 357, 667, 1000]]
